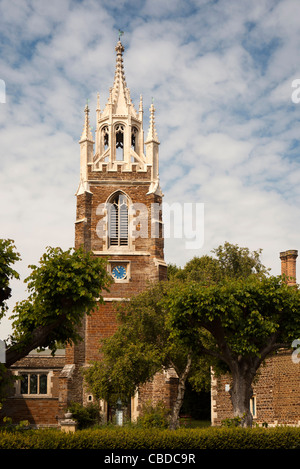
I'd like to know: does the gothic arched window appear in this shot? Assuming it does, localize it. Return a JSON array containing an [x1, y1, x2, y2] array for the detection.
[[108, 192, 128, 247]]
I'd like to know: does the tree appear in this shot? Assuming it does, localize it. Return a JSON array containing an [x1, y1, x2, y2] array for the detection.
[[84, 242, 273, 429], [83, 281, 211, 430], [4, 245, 112, 368], [0, 239, 21, 316], [172, 242, 270, 284], [166, 274, 300, 427]]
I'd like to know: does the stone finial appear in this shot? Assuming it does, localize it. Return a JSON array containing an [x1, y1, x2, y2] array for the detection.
[[96, 92, 101, 118], [80, 103, 94, 143], [139, 94, 143, 112], [146, 103, 160, 144], [60, 411, 77, 433], [115, 40, 125, 55]]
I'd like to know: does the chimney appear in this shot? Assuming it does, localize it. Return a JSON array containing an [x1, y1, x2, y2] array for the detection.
[[280, 250, 298, 285]]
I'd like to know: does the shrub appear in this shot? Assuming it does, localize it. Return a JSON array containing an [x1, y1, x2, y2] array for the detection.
[[2, 416, 31, 432], [221, 416, 242, 427], [1, 426, 300, 449], [68, 402, 101, 429], [136, 401, 170, 429]]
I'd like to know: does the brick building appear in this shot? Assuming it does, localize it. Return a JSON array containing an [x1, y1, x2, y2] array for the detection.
[[2, 41, 300, 428], [1, 40, 177, 427]]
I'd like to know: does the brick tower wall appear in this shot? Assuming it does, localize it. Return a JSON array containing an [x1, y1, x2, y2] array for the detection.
[[64, 163, 168, 409]]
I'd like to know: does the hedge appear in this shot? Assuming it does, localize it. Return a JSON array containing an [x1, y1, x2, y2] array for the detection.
[[1, 426, 300, 449]]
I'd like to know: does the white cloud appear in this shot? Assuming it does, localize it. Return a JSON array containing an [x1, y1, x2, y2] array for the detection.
[[1, 0, 300, 339]]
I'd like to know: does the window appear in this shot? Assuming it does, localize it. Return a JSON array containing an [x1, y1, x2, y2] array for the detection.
[[131, 126, 138, 162], [20, 373, 48, 395], [102, 126, 109, 150], [108, 192, 129, 247], [250, 396, 256, 418], [115, 124, 124, 161], [131, 127, 138, 150]]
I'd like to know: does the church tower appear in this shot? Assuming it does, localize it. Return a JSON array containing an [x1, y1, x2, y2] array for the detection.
[[61, 40, 170, 420]]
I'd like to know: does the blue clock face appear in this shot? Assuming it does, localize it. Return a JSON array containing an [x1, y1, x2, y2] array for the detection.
[[112, 265, 127, 280]]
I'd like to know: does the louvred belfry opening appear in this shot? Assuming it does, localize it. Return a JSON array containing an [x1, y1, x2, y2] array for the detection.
[[108, 192, 129, 247]]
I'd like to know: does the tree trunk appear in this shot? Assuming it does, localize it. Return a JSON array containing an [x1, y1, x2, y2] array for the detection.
[[169, 354, 192, 430], [230, 364, 255, 427]]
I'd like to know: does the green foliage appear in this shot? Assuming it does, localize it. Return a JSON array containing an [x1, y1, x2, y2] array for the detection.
[[163, 243, 300, 424], [137, 401, 170, 429], [2, 416, 30, 432], [221, 416, 242, 427], [1, 426, 300, 449], [9, 246, 112, 354], [83, 340, 161, 404], [167, 275, 300, 360], [173, 255, 222, 284], [83, 281, 210, 409], [170, 242, 270, 285], [68, 402, 101, 429], [211, 242, 270, 280], [0, 363, 16, 403], [0, 239, 20, 316], [85, 242, 272, 426]]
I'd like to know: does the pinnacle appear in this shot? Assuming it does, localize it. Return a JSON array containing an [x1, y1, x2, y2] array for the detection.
[[146, 103, 159, 143], [80, 103, 94, 142], [101, 40, 137, 118], [112, 40, 127, 103]]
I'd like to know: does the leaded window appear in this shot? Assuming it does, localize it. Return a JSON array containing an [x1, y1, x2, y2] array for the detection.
[[20, 373, 48, 395], [108, 192, 129, 247]]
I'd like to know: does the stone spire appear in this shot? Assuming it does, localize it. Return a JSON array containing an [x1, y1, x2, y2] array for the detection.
[[102, 40, 137, 118]]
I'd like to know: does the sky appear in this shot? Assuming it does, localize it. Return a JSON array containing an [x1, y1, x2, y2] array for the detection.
[[1, 0, 300, 339]]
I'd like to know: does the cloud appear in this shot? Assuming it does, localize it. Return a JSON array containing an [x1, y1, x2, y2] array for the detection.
[[1, 0, 300, 339]]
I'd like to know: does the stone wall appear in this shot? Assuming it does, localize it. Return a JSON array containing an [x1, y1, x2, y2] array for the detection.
[[211, 350, 300, 426]]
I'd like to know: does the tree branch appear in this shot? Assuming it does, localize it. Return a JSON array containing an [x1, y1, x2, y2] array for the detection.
[[5, 314, 67, 368]]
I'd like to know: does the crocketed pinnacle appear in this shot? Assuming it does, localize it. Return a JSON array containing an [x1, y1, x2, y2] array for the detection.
[[80, 104, 94, 142], [146, 103, 159, 143]]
